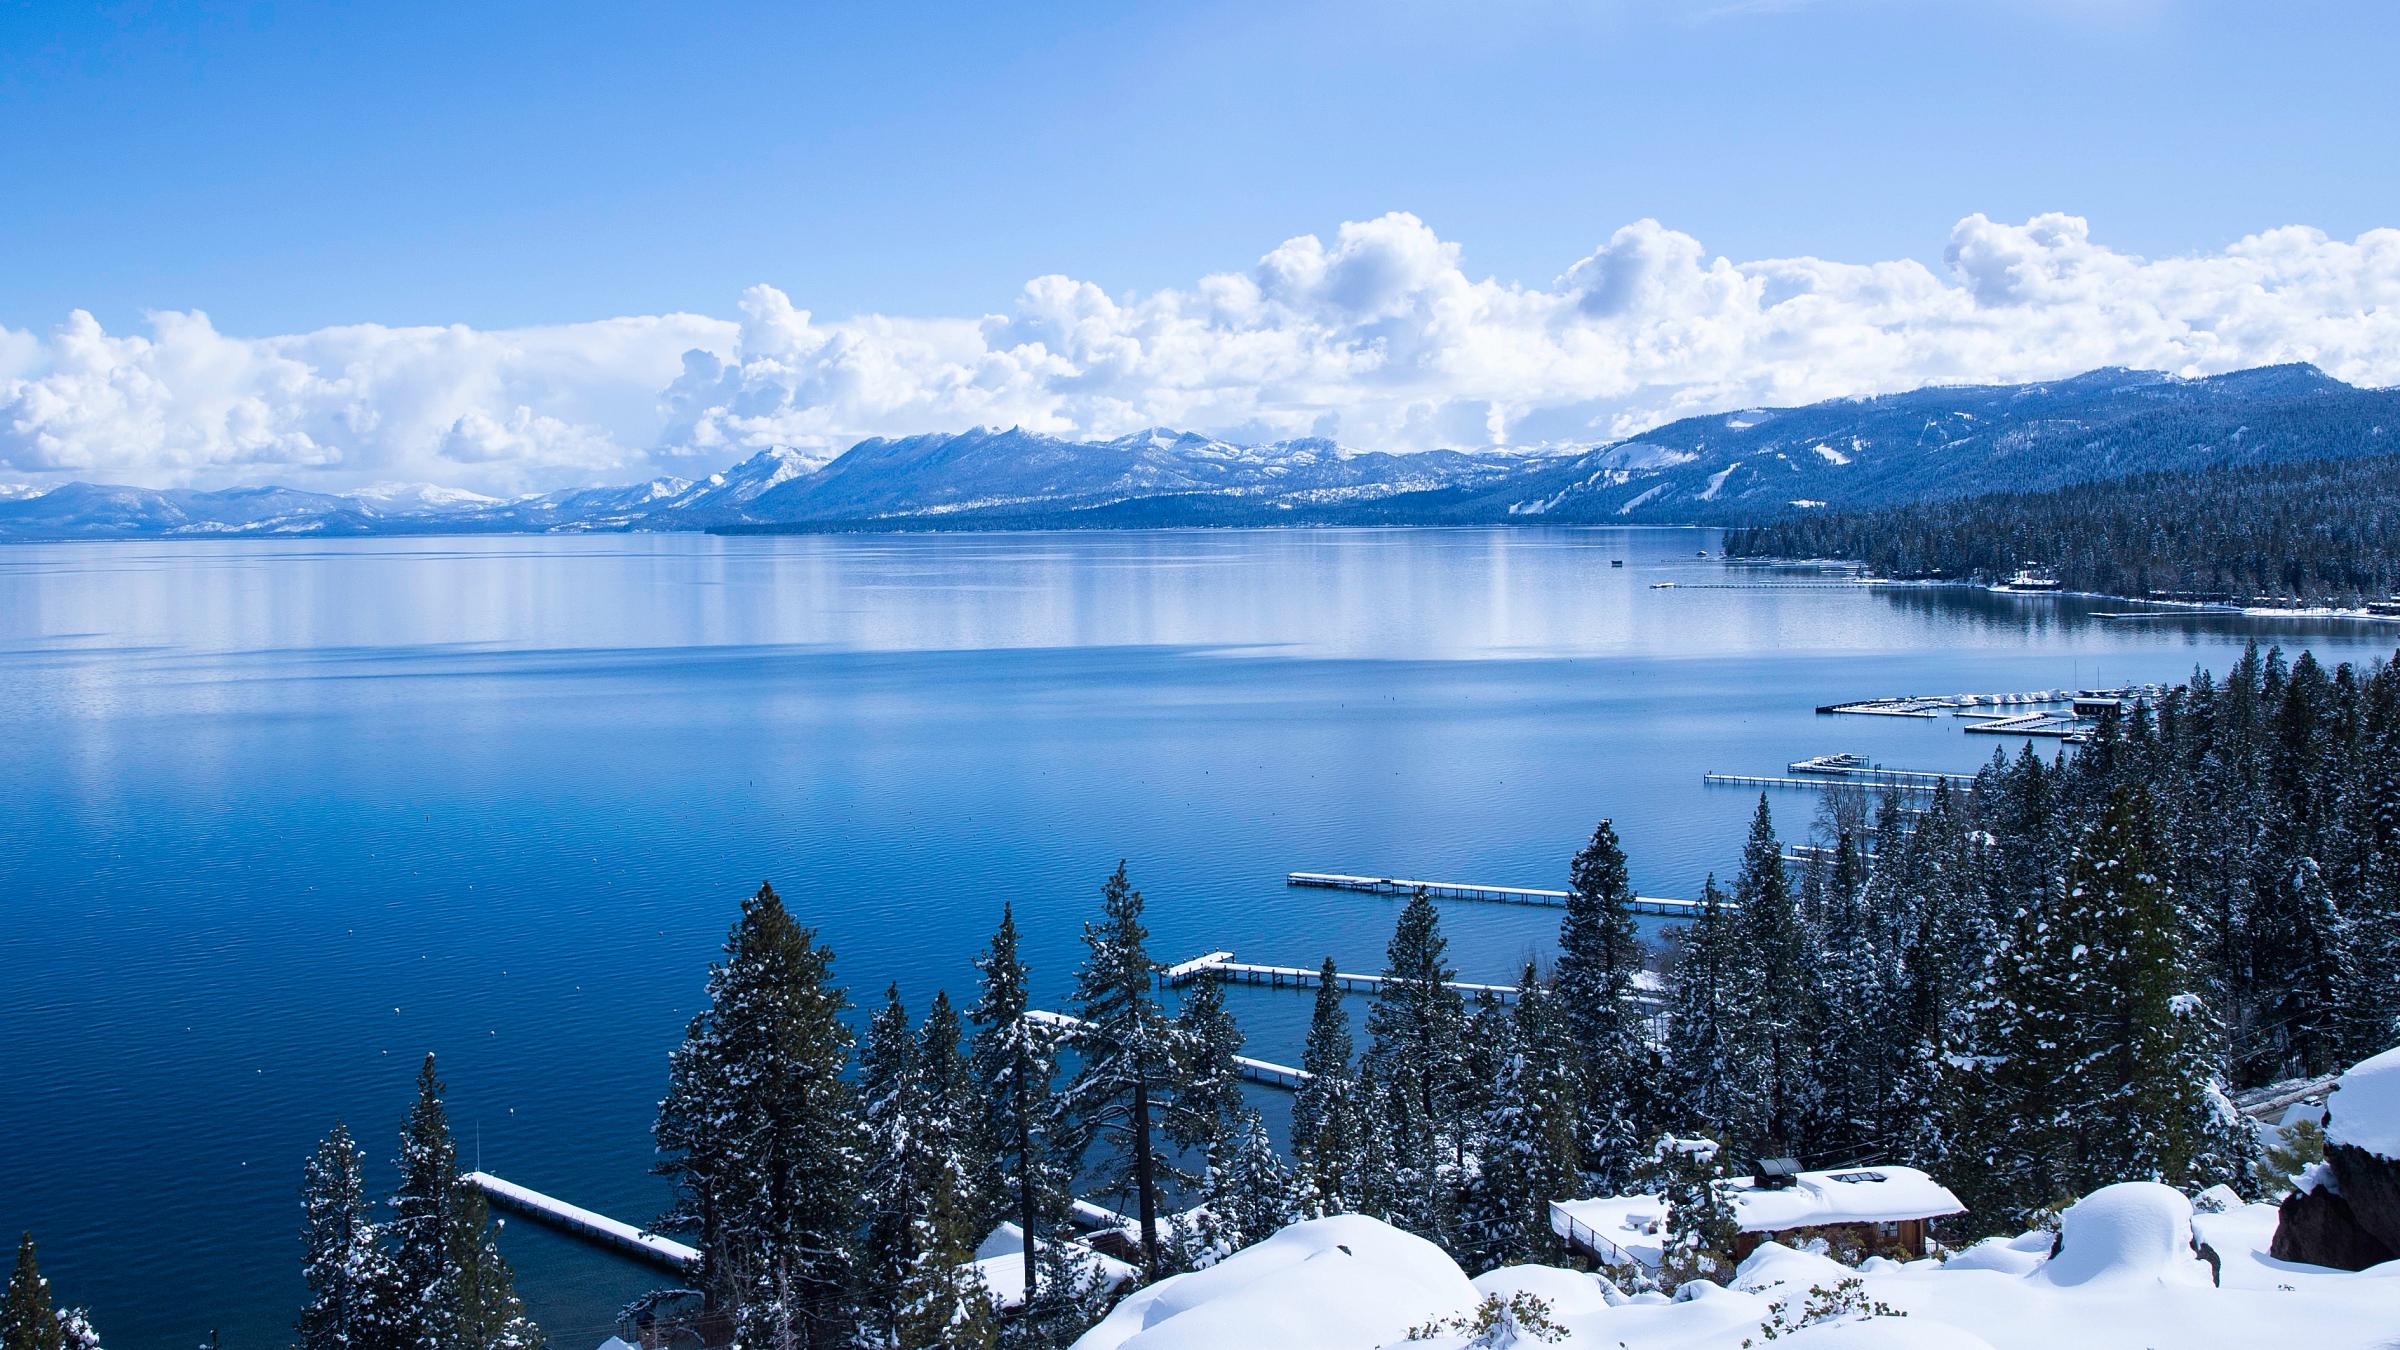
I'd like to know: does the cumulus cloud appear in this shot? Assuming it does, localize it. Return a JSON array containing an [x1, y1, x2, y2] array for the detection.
[[4, 211, 2395, 491]]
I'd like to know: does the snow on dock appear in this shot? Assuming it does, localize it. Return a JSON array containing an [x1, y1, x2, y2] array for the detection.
[[1704, 772, 1938, 794], [1787, 753, 1975, 785], [464, 1171, 698, 1273], [1285, 871, 1713, 917], [1158, 950, 1665, 1011], [1028, 1008, 1315, 1089], [1817, 684, 2166, 717]]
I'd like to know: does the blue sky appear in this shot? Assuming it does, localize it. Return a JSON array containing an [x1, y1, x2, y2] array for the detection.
[[1, 0, 2395, 491], [5, 0, 2393, 333]]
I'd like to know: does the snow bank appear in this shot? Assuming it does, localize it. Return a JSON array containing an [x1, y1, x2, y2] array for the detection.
[[1067, 1215, 1476, 1350], [1772, 1321, 1996, 1350], [2325, 1044, 2400, 1159], [1472, 1264, 1618, 1317], [2033, 1182, 2206, 1288]]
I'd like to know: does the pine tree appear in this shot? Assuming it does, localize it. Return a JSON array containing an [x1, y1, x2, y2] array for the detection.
[[1364, 887, 1468, 1243], [1458, 967, 1580, 1272], [2, 1235, 63, 1350], [300, 1121, 399, 1350], [1720, 796, 1823, 1159], [1637, 1136, 1739, 1290], [859, 984, 924, 1342], [967, 905, 1071, 1313], [1169, 975, 1245, 1162], [891, 1169, 998, 1350], [1663, 875, 1741, 1136], [387, 1056, 540, 1350], [1197, 1110, 1296, 1261], [1808, 827, 1890, 1162], [1551, 819, 1652, 1189], [1291, 961, 1365, 1218], [1060, 862, 1183, 1280], [655, 882, 863, 1349]]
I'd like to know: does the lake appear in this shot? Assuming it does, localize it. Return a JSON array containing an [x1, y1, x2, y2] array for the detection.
[[3, 527, 2393, 1349]]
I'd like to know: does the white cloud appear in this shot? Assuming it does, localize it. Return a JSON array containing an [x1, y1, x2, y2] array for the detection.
[[3, 211, 2396, 492]]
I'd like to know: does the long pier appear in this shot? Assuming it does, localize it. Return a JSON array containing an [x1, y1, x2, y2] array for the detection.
[[1159, 951, 1664, 1009], [1027, 1008, 1313, 1089], [1787, 754, 1975, 785], [1704, 772, 1937, 794], [1285, 871, 1716, 917], [464, 1172, 699, 1273]]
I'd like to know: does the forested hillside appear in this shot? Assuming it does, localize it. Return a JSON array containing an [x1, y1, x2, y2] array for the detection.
[[1725, 452, 2400, 604]]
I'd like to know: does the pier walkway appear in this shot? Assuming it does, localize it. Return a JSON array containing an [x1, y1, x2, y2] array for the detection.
[[1286, 871, 1714, 917], [1027, 1008, 1313, 1089], [464, 1172, 699, 1274], [1704, 772, 1937, 794], [1158, 950, 1664, 1009], [1787, 754, 1975, 785]]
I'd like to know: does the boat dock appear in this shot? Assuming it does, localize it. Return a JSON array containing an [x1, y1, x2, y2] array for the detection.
[[1027, 1008, 1313, 1089], [1158, 950, 1664, 1010], [464, 1171, 699, 1274], [1285, 871, 1714, 917], [1787, 753, 1975, 785], [1962, 711, 2088, 740], [1818, 684, 2166, 718], [1704, 772, 1937, 794]]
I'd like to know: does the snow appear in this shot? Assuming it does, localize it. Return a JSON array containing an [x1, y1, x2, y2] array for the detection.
[[1699, 462, 1741, 501], [1616, 483, 1670, 515], [1811, 443, 1853, 466], [2324, 1043, 2400, 1158], [970, 1241, 1137, 1311], [1068, 1215, 1477, 1350], [1153, 1182, 2400, 1350], [2032, 1182, 2207, 1289]]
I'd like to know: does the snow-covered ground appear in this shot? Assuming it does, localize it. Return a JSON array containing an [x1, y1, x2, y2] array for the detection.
[[1072, 1184, 2400, 1350]]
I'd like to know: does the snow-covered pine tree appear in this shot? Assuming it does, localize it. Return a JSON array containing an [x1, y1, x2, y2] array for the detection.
[[654, 882, 863, 1349], [1061, 862, 1184, 1280], [967, 904, 1071, 1313], [1806, 826, 1890, 1164], [1290, 960, 1365, 1218], [1721, 796, 1824, 1161], [859, 984, 924, 1342], [1168, 974, 1245, 1163], [300, 1120, 399, 1350], [1196, 1109, 1296, 1262], [1458, 965, 1580, 1272], [1637, 1136, 1739, 1290], [1, 1234, 98, 1350], [447, 1188, 540, 1350], [2331, 754, 2400, 1063], [1663, 875, 1740, 1136], [1550, 819, 1652, 1190], [1364, 887, 1468, 1244], [1351, 1060, 1400, 1223], [388, 1055, 541, 1350], [890, 1163, 998, 1350]]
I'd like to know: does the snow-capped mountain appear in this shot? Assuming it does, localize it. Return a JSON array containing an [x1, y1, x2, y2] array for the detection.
[[0, 364, 2385, 539], [1450, 363, 2396, 524]]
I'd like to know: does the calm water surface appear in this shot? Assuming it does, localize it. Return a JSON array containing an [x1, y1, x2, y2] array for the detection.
[[3, 528, 2392, 1348]]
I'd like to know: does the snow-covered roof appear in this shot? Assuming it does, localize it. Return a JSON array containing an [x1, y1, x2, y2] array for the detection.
[[1554, 1166, 1964, 1264], [2325, 1044, 2400, 1159], [1727, 1164, 1966, 1232]]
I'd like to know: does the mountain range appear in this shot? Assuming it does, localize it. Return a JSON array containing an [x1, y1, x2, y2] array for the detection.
[[1, 363, 2390, 540]]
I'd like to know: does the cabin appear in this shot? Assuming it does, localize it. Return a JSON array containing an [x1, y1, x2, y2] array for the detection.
[[2071, 695, 2124, 718], [1551, 1162, 1965, 1269], [2367, 597, 2400, 617]]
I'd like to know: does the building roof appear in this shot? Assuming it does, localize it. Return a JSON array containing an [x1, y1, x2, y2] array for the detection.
[[1552, 1165, 1965, 1267]]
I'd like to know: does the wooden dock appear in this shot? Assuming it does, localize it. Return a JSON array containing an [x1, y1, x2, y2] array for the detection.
[[1285, 871, 1715, 917], [1787, 754, 1975, 785], [464, 1171, 698, 1274], [1160, 950, 1663, 1010], [1704, 772, 1937, 794], [1028, 1009, 1314, 1089]]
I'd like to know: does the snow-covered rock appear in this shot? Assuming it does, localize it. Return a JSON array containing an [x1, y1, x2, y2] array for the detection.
[[1067, 1214, 1477, 1350], [2034, 1182, 2209, 1288], [2325, 1044, 2400, 1160], [1471, 1263, 1618, 1317], [2274, 1044, 2400, 1269]]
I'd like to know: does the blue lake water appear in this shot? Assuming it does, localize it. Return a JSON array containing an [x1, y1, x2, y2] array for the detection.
[[3, 527, 2393, 1348]]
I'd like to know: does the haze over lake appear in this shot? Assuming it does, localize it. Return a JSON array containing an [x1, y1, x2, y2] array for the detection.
[[4, 527, 2392, 1347]]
